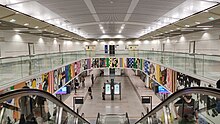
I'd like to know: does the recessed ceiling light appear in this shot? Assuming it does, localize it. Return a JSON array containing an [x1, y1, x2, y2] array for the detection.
[[51, 31, 54, 33], [208, 17, 215, 20], [176, 27, 180, 30], [119, 30, 122, 34], [44, 29, 47, 31], [34, 26, 39, 28], [160, 33, 163, 34], [0, 22, 2, 24], [185, 25, 190, 27], [170, 30, 174, 32], [24, 23, 29, 26], [10, 19, 16, 22], [15, 12, 19, 14], [195, 22, 200, 24], [100, 26, 103, 30]]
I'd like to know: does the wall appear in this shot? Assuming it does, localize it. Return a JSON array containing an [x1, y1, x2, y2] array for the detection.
[[1, 28, 220, 57], [0, 30, 84, 57]]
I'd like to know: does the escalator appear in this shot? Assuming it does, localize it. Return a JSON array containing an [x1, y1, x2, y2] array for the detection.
[[96, 113, 130, 124], [0, 89, 90, 124], [135, 87, 220, 124]]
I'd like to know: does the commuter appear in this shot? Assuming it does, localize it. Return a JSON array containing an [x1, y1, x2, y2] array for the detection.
[[35, 95, 47, 121], [91, 74, 94, 85], [34, 108, 43, 124], [215, 80, 220, 114], [74, 78, 79, 94], [19, 84, 32, 117], [174, 94, 198, 124], [82, 76, 85, 88], [19, 114, 26, 124], [102, 86, 105, 100], [88, 87, 93, 99]]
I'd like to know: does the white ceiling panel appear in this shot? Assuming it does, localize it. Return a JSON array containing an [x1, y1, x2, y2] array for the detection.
[[0, 0, 219, 39]]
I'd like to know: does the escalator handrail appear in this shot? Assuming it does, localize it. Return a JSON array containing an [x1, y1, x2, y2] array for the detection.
[[135, 87, 220, 124], [0, 88, 90, 124]]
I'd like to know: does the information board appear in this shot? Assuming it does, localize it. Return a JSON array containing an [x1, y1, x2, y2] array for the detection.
[[105, 84, 111, 94], [114, 84, 120, 94]]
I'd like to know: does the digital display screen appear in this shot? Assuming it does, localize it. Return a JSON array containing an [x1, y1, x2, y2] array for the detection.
[[105, 84, 111, 95], [158, 86, 169, 94], [56, 86, 67, 95], [114, 84, 120, 94]]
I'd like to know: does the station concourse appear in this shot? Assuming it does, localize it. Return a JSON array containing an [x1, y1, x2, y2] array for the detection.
[[1, 0, 220, 124]]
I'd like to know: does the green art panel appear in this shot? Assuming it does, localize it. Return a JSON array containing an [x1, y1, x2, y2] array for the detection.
[[106, 58, 110, 67]]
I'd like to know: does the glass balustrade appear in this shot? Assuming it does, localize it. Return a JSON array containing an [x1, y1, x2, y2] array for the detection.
[[0, 89, 90, 124], [136, 87, 220, 124], [1, 50, 220, 90]]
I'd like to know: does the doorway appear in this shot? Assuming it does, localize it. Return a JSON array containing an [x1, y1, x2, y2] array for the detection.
[[189, 41, 195, 54], [28, 43, 35, 55]]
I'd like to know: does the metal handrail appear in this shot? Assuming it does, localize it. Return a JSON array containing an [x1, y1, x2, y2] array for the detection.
[[2, 49, 220, 60], [135, 87, 220, 124], [0, 88, 90, 124]]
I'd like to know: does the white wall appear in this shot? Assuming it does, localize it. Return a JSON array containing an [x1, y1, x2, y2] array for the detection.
[[160, 29, 220, 55], [0, 31, 85, 57], [1, 28, 220, 57]]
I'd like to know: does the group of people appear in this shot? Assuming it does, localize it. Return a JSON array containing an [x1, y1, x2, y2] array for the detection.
[[17, 84, 54, 124], [172, 80, 220, 124]]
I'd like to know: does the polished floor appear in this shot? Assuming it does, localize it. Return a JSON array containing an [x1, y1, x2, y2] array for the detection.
[[79, 76, 154, 123]]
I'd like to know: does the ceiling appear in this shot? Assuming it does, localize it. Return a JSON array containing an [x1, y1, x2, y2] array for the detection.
[[0, 0, 220, 40]]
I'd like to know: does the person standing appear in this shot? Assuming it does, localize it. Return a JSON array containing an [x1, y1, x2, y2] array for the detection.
[[91, 74, 94, 85], [102, 86, 105, 100], [174, 94, 198, 124], [82, 76, 85, 88], [88, 87, 93, 99]]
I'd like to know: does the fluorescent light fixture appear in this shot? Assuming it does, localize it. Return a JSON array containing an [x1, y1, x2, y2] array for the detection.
[[24, 23, 29, 26], [208, 17, 214, 20], [170, 30, 174, 31], [176, 27, 180, 30], [197, 25, 213, 28], [185, 25, 190, 27], [14, 29, 20, 32], [51, 31, 54, 33], [102, 30, 105, 34], [203, 28, 209, 30], [121, 26, 124, 29], [181, 29, 194, 31], [195, 21, 200, 24], [10, 19, 16, 22], [34, 26, 39, 28], [119, 30, 122, 33], [100, 26, 103, 30]]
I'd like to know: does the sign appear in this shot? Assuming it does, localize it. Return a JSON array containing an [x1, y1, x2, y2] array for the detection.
[[75, 98, 83, 104], [114, 84, 120, 94], [105, 45, 108, 53], [105, 84, 111, 94], [142, 97, 151, 103]]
